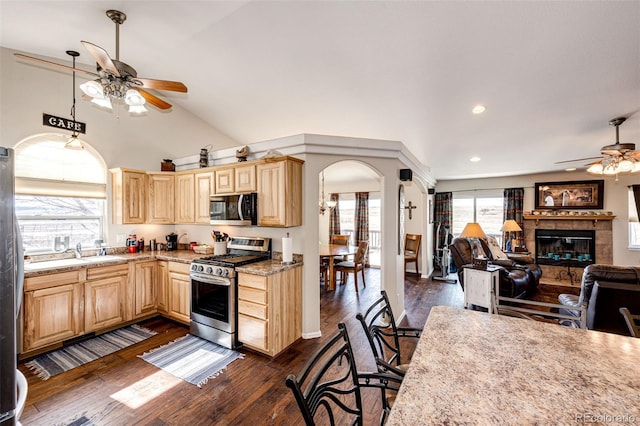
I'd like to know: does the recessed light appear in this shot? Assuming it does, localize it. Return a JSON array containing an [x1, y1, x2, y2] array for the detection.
[[469, 156, 481, 162], [565, 167, 576, 172], [472, 105, 486, 114]]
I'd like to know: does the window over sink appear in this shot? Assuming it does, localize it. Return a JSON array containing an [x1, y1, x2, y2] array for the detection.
[[14, 133, 107, 253]]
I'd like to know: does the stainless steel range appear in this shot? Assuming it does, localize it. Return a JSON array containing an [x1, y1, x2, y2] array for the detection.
[[190, 236, 271, 349]]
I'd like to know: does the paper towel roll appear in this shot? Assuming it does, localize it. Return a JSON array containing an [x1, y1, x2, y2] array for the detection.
[[282, 237, 293, 263]]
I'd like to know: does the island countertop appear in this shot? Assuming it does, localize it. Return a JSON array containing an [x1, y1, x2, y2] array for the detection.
[[386, 306, 640, 425]]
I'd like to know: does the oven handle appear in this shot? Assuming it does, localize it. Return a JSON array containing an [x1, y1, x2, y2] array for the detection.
[[190, 273, 233, 286]]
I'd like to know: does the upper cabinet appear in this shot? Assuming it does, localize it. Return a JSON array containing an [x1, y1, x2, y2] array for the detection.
[[215, 167, 235, 194], [257, 158, 303, 227], [235, 164, 257, 192], [175, 172, 196, 223], [110, 168, 146, 224], [147, 173, 175, 224], [194, 170, 215, 223]]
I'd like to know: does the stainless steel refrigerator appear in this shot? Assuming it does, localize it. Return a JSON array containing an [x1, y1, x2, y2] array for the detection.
[[0, 147, 27, 426]]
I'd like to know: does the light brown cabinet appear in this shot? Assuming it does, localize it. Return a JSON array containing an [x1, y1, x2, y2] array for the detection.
[[237, 266, 302, 357], [215, 167, 235, 194], [110, 168, 146, 224], [133, 261, 157, 318], [174, 172, 195, 223], [194, 170, 215, 223], [256, 158, 303, 227], [23, 270, 84, 352], [166, 261, 191, 325], [235, 164, 256, 192], [84, 264, 128, 332], [156, 261, 169, 314], [147, 172, 175, 223]]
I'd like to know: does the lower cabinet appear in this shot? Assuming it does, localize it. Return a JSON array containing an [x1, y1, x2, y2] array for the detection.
[[133, 260, 157, 318], [156, 261, 169, 314], [84, 264, 128, 332], [23, 270, 84, 352], [166, 261, 191, 325], [237, 266, 302, 357]]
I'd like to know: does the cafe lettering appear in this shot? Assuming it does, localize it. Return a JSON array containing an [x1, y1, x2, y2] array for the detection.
[[42, 113, 86, 134]]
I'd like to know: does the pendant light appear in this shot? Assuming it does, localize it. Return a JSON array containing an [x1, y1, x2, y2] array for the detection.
[[64, 50, 84, 150], [319, 170, 337, 215]]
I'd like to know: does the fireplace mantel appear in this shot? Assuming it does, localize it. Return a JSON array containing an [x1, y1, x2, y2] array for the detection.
[[523, 214, 615, 227]]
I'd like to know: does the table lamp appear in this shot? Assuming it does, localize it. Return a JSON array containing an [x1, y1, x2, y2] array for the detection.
[[459, 222, 488, 240], [501, 219, 522, 251]]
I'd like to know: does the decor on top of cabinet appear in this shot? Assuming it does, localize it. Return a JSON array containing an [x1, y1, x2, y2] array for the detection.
[[236, 145, 249, 162], [161, 159, 175, 171], [199, 144, 212, 168]]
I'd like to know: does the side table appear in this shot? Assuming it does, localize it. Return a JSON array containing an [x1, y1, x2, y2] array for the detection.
[[463, 265, 501, 311]]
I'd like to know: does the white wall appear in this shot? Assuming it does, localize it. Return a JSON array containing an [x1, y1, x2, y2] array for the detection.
[[436, 170, 640, 266]]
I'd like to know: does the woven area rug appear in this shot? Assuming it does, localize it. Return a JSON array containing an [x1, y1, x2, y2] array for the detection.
[[139, 334, 244, 387], [25, 324, 157, 380]]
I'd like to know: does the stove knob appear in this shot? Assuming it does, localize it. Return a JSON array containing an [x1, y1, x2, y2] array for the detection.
[[216, 268, 223, 276], [197, 265, 204, 272], [190, 264, 197, 271], [206, 267, 213, 274], [222, 269, 229, 277]]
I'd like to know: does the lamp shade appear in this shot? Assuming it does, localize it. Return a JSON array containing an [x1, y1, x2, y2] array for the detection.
[[501, 219, 522, 233], [459, 222, 487, 240]]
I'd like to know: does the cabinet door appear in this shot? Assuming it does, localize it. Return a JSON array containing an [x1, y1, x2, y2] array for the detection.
[[235, 164, 256, 192], [84, 275, 126, 332], [257, 161, 286, 226], [238, 314, 268, 351], [168, 271, 191, 324], [111, 169, 146, 224], [215, 168, 235, 194], [23, 283, 83, 351], [134, 261, 156, 318], [194, 171, 214, 223], [147, 173, 175, 223], [156, 261, 169, 313], [175, 172, 195, 223]]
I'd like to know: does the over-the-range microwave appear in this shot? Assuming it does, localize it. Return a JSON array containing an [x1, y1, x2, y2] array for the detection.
[[209, 193, 258, 226]]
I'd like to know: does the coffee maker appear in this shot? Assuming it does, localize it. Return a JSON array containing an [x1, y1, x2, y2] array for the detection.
[[166, 233, 178, 251]]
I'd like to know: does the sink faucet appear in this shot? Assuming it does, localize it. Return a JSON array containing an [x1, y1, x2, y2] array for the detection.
[[75, 243, 82, 259]]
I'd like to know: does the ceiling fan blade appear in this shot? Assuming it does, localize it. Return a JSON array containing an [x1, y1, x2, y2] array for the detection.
[[554, 156, 603, 165], [14, 53, 99, 77], [81, 41, 120, 76], [138, 89, 172, 110], [133, 77, 188, 93]]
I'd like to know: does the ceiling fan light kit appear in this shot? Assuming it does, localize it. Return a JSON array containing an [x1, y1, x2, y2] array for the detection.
[[14, 9, 187, 115], [586, 116, 640, 179]]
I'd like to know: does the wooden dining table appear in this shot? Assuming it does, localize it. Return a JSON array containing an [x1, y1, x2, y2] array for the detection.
[[319, 243, 358, 291], [386, 305, 640, 425]]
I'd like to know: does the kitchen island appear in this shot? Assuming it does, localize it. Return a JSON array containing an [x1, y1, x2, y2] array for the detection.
[[386, 306, 640, 425]]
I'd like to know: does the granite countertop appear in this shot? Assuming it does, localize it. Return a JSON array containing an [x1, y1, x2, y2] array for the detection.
[[386, 305, 640, 425], [236, 259, 303, 276]]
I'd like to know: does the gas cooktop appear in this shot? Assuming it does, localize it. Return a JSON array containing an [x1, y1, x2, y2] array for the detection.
[[195, 253, 270, 267]]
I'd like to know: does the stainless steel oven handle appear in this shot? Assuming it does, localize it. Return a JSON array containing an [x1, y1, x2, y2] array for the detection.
[[190, 273, 232, 286]]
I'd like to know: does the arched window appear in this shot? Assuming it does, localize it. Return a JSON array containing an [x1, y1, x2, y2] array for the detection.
[[14, 133, 107, 253]]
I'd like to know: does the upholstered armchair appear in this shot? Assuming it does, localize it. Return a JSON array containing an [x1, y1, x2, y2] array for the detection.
[[480, 237, 542, 287], [449, 237, 534, 299]]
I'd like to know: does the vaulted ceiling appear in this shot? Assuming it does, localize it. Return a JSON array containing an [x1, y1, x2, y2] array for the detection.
[[2, 1, 639, 180]]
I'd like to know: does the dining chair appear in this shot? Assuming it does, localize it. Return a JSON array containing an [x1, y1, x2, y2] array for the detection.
[[356, 290, 422, 377], [404, 233, 421, 275], [285, 323, 402, 425], [619, 307, 640, 337], [329, 234, 350, 283], [334, 241, 368, 292]]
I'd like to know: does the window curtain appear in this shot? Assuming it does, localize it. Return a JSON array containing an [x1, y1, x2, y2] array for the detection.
[[632, 185, 640, 222], [503, 187, 524, 248], [355, 192, 369, 265], [434, 192, 453, 250], [329, 193, 340, 235]]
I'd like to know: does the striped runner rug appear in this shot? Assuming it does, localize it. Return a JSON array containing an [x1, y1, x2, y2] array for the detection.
[[25, 324, 157, 380], [139, 334, 244, 388]]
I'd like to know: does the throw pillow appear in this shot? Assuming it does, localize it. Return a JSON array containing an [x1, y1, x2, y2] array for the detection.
[[486, 236, 508, 260]]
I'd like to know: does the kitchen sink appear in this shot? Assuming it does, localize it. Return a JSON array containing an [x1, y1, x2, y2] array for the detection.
[[24, 255, 126, 271], [82, 255, 125, 263]]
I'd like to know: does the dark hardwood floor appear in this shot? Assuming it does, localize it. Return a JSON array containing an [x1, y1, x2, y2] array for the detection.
[[18, 270, 571, 425]]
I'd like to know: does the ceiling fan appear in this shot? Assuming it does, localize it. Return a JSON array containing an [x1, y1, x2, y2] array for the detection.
[[555, 117, 640, 176], [14, 9, 187, 112]]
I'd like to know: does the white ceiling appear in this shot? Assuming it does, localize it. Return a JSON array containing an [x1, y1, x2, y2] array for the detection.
[[2, 1, 639, 181]]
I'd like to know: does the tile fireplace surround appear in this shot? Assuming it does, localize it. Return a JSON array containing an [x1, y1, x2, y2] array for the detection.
[[523, 214, 613, 288]]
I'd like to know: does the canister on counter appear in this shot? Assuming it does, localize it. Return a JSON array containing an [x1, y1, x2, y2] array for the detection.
[[149, 239, 157, 251]]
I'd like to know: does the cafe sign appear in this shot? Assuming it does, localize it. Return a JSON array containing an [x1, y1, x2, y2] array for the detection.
[[42, 113, 86, 134]]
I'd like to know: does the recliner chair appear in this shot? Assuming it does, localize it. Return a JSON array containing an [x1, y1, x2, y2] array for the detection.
[[449, 237, 536, 299]]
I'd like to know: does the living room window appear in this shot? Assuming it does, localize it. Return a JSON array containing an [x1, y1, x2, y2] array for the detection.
[[14, 134, 107, 253], [452, 193, 504, 244], [629, 188, 640, 249]]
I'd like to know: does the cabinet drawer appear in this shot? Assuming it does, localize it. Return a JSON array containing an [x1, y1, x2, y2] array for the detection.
[[168, 262, 190, 274], [238, 273, 267, 290], [238, 314, 267, 351], [24, 270, 84, 291], [238, 286, 267, 305], [238, 299, 268, 320], [87, 263, 128, 280]]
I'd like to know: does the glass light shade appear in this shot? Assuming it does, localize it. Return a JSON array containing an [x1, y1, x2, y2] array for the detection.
[[80, 80, 104, 98], [618, 159, 634, 172], [91, 97, 112, 109], [603, 163, 617, 175], [587, 162, 604, 174], [459, 222, 488, 240], [64, 135, 84, 150], [128, 104, 148, 114], [633, 162, 640, 172], [501, 219, 522, 232], [125, 89, 146, 106], [326, 199, 337, 208]]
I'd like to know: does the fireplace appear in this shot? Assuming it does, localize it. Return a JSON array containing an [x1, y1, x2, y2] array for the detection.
[[535, 229, 595, 267]]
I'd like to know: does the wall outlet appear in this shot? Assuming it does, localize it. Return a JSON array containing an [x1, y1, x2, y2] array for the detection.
[[116, 234, 127, 243]]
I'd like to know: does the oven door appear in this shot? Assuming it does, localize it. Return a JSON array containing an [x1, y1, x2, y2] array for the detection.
[[190, 273, 235, 334]]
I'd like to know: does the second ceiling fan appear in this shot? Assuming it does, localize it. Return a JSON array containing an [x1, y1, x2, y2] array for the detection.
[[14, 9, 187, 111]]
